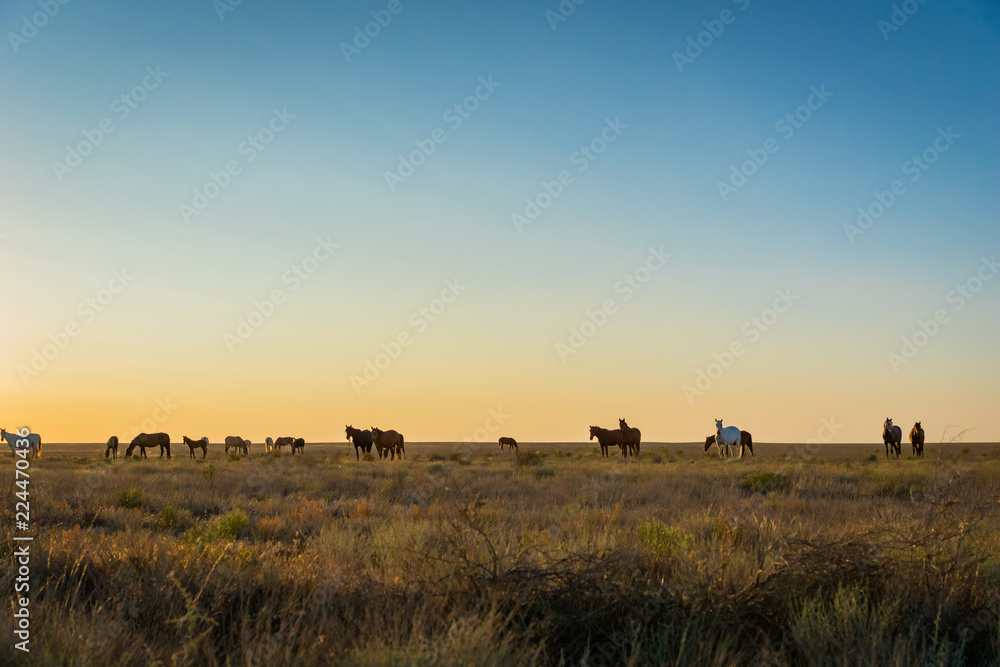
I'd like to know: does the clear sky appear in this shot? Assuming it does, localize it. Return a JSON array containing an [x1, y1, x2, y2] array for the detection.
[[2, 0, 998, 444]]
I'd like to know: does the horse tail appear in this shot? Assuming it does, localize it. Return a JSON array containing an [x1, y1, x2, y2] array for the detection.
[[399, 435, 405, 458], [745, 432, 753, 457]]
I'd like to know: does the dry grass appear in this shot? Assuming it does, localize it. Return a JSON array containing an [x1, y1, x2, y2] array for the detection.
[[1, 446, 998, 665]]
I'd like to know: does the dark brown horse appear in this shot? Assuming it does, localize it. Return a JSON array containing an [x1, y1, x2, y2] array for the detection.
[[346, 426, 373, 460], [590, 425, 624, 459], [883, 418, 902, 459], [105, 436, 119, 460], [224, 435, 248, 455], [183, 436, 209, 459], [910, 422, 925, 457], [126, 432, 171, 459], [619, 419, 641, 456], [371, 427, 404, 460], [498, 436, 518, 451], [291, 437, 305, 455]]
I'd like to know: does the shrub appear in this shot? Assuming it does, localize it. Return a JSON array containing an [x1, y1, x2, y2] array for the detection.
[[533, 468, 555, 479], [116, 485, 146, 509], [741, 471, 791, 494], [637, 521, 693, 561], [186, 509, 249, 543]]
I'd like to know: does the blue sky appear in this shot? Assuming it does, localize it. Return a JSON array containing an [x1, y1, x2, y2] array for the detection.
[[2, 0, 998, 443]]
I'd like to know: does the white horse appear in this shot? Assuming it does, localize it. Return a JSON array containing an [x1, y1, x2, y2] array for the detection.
[[2, 428, 42, 459], [715, 419, 744, 460], [265, 436, 273, 452]]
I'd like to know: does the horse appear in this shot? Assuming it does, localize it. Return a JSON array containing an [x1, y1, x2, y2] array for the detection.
[[225, 435, 249, 455], [2, 428, 41, 459], [705, 434, 729, 458], [739, 430, 754, 458], [619, 419, 641, 456], [290, 437, 305, 455], [126, 432, 171, 459], [910, 422, 925, 457], [105, 435, 119, 460], [883, 418, 902, 459], [590, 425, 625, 459], [715, 419, 744, 460], [266, 436, 293, 453], [183, 436, 209, 459], [498, 436, 518, 451], [346, 426, 373, 460], [371, 427, 404, 460]]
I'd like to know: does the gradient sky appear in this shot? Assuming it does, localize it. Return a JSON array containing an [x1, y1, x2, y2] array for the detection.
[[2, 0, 998, 444]]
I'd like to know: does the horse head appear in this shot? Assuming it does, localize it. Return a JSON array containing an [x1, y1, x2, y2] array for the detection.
[[704, 435, 715, 452], [619, 418, 627, 429], [589, 426, 597, 440], [914, 421, 921, 429], [884, 418, 893, 431], [715, 418, 724, 432]]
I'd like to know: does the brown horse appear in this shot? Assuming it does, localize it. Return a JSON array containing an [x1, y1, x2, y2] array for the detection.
[[224, 435, 248, 455], [267, 436, 294, 453], [346, 426, 373, 460], [126, 432, 171, 459], [291, 437, 305, 455], [590, 425, 624, 459], [883, 418, 902, 459], [498, 436, 518, 451], [619, 419, 641, 456], [910, 422, 925, 457], [183, 436, 209, 459], [371, 427, 404, 460], [105, 436, 119, 460]]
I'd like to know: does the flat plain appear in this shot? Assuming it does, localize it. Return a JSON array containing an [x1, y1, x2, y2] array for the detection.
[[2, 441, 998, 665]]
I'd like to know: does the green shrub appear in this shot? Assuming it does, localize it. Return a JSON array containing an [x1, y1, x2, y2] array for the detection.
[[637, 521, 693, 561], [741, 471, 791, 494], [186, 509, 249, 543], [116, 485, 146, 509]]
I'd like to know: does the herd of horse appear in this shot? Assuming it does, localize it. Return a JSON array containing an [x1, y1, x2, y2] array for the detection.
[[100, 433, 307, 460], [0, 419, 931, 462]]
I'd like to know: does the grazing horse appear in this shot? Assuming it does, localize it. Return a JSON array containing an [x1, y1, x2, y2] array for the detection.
[[371, 427, 405, 460], [346, 426, 373, 460], [266, 436, 293, 453], [290, 438, 305, 455], [910, 422, 925, 457], [883, 418, 902, 459], [619, 419, 641, 456], [590, 425, 625, 459], [225, 435, 249, 455], [498, 436, 518, 451], [715, 419, 745, 460], [126, 432, 171, 459], [705, 434, 729, 458], [183, 436, 209, 459], [105, 435, 119, 460], [2, 428, 41, 459], [740, 430, 754, 458]]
